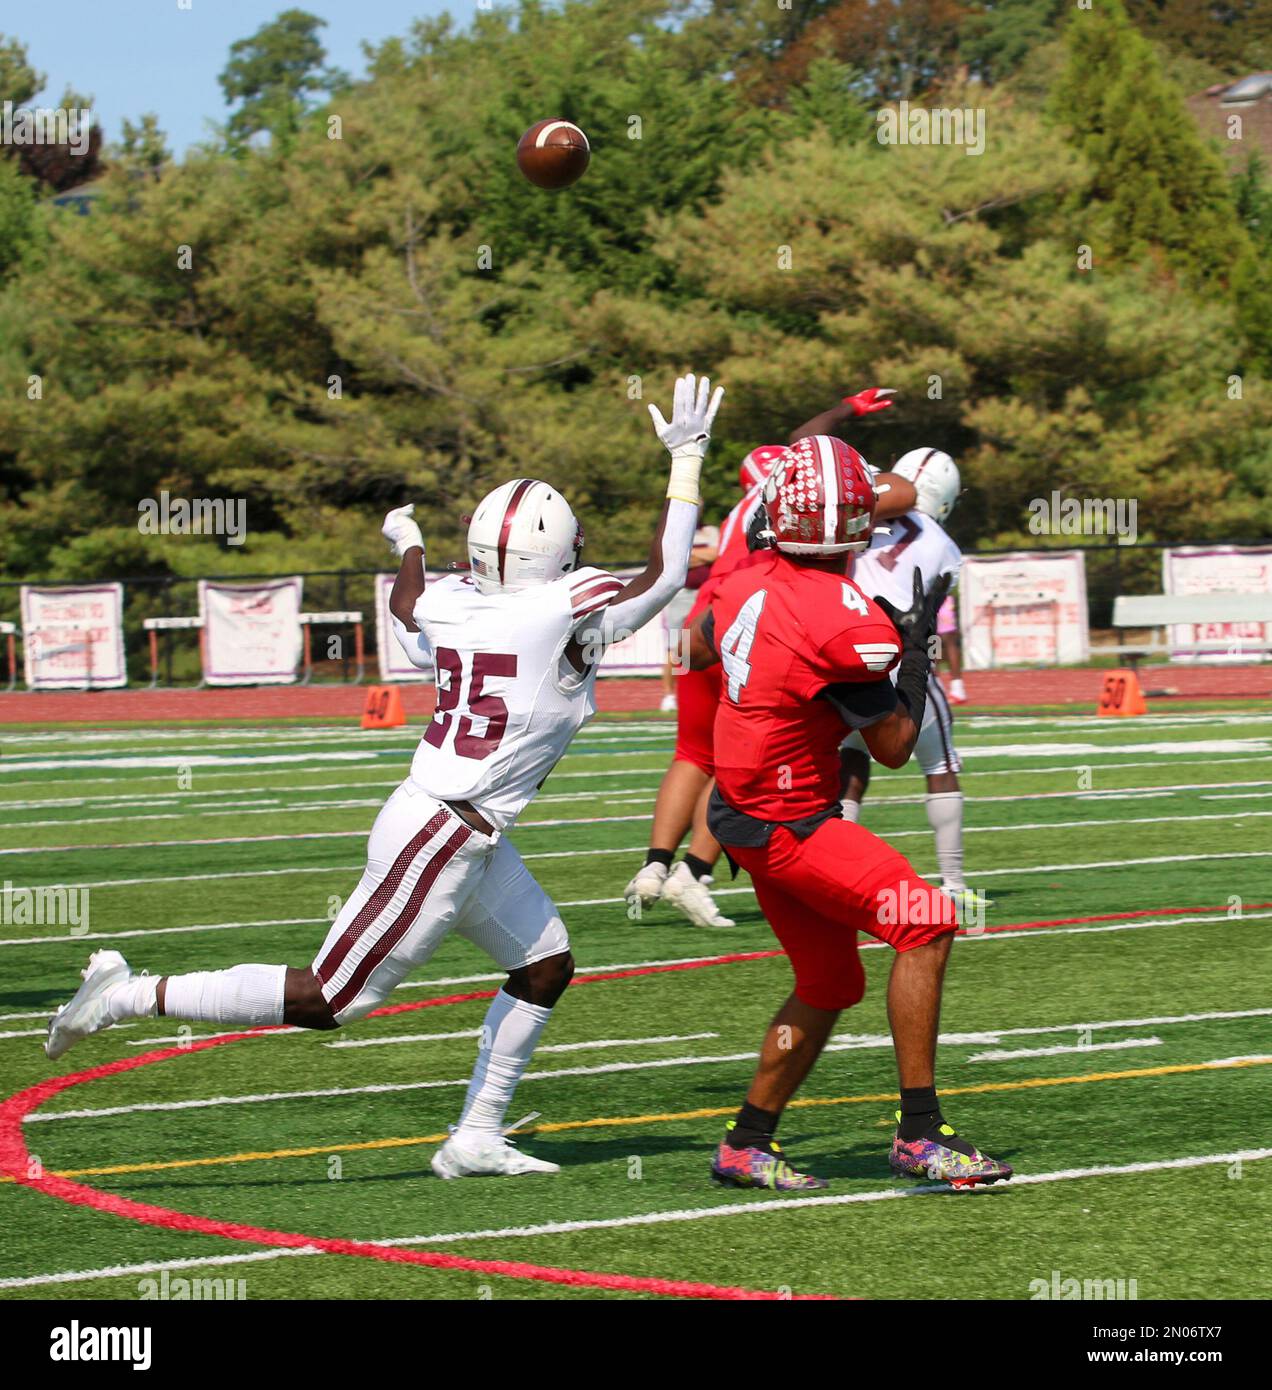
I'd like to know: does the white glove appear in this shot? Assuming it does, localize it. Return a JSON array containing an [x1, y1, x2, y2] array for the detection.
[[382, 503, 424, 558], [648, 372, 724, 505]]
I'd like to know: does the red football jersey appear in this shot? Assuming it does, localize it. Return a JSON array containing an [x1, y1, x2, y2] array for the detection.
[[709, 551, 902, 820]]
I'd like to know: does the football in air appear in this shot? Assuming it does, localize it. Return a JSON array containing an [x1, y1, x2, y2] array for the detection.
[[516, 119, 590, 190]]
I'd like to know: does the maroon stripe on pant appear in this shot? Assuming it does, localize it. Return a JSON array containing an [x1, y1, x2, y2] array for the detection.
[[929, 675, 957, 770], [314, 808, 451, 986], [326, 823, 473, 1017]]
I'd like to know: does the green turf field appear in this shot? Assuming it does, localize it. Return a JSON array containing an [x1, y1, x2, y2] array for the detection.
[[1, 705, 1270, 1300]]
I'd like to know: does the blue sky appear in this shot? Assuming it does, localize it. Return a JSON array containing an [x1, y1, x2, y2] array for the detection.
[[6, 0, 481, 155]]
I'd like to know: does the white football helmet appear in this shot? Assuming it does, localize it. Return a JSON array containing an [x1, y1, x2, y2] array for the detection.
[[892, 448, 961, 524], [466, 478, 583, 595]]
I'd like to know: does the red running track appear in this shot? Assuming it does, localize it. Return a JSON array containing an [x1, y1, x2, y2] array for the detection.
[[0, 664, 1267, 725]]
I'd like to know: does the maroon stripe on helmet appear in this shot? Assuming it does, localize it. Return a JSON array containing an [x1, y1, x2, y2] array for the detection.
[[497, 479, 536, 585], [912, 449, 939, 481], [313, 809, 451, 986], [327, 822, 472, 1017]]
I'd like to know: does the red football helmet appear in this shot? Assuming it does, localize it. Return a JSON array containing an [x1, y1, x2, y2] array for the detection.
[[761, 435, 877, 556], [738, 445, 785, 493]]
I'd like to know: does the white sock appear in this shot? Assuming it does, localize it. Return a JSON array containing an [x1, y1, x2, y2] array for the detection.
[[454, 989, 552, 1139], [840, 798, 861, 823], [104, 973, 159, 1024], [160, 964, 287, 1026], [926, 791, 965, 890]]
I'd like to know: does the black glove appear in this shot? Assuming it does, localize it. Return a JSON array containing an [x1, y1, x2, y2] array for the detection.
[[873, 570, 951, 730]]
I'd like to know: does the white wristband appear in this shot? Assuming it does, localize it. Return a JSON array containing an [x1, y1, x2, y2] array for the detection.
[[666, 449, 704, 506]]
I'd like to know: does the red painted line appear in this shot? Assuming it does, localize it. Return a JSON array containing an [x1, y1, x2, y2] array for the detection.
[[0, 1046, 830, 1300], [362, 903, 1264, 1018], [6, 897, 1248, 1297], [363, 949, 786, 1019]]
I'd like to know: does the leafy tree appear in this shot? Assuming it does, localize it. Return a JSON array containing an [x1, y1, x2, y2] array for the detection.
[[0, 156, 35, 278], [1124, 0, 1272, 76], [1050, 0, 1248, 290], [0, 33, 42, 107], [0, 0, 1266, 588], [219, 8, 347, 146], [118, 114, 170, 182], [959, 0, 1065, 85]]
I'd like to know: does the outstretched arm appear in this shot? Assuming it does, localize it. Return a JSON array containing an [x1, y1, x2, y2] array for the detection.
[[574, 373, 723, 662], [789, 386, 893, 444], [788, 388, 915, 518]]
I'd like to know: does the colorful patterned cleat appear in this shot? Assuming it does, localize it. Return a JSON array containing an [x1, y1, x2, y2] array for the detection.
[[889, 1116, 1013, 1189], [710, 1123, 829, 1192]]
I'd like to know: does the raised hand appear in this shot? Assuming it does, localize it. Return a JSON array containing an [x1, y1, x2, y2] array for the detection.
[[842, 387, 896, 417], [648, 372, 725, 461], [874, 569, 951, 658], [382, 503, 424, 558]]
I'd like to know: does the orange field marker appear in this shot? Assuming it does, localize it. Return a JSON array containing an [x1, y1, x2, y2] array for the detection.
[[1097, 668, 1147, 717], [361, 684, 406, 729]]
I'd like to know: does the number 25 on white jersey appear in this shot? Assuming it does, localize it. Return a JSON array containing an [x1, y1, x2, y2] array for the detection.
[[719, 590, 766, 703]]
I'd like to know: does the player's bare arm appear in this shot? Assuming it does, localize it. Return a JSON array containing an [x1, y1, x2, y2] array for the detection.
[[565, 372, 724, 671], [383, 503, 427, 631], [788, 389, 916, 517], [788, 385, 894, 442]]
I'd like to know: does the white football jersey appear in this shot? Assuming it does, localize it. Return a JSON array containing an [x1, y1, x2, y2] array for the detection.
[[851, 509, 961, 612], [405, 566, 623, 831]]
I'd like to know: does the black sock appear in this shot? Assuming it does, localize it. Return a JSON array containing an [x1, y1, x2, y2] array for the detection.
[[644, 848, 673, 870], [728, 1100, 780, 1152], [897, 1086, 944, 1140], [682, 853, 713, 881]]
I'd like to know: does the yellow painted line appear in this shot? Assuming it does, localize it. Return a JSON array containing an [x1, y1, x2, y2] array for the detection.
[[8, 1054, 1268, 1183]]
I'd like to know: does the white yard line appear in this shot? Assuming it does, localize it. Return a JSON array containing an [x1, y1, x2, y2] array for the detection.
[[25, 1022, 1272, 1123], [968, 1037, 1163, 1062], [325, 1030, 717, 1052], [0, 812, 653, 858], [3, 1146, 1269, 1290]]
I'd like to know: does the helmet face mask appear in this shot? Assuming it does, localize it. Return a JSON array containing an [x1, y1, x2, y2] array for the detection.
[[466, 478, 583, 595], [892, 448, 961, 524], [762, 435, 877, 556]]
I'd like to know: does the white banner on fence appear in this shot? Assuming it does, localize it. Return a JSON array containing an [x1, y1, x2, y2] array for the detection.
[[199, 578, 303, 686], [1163, 545, 1272, 663], [960, 551, 1089, 670], [597, 610, 668, 676], [375, 573, 435, 682], [20, 583, 127, 689]]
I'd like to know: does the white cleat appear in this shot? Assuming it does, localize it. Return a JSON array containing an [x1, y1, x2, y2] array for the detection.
[[45, 950, 131, 1061], [624, 861, 668, 914], [659, 693, 677, 712], [431, 1132, 560, 1179], [661, 861, 736, 928]]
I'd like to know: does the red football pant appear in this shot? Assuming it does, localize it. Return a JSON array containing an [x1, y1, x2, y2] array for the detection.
[[728, 818, 956, 1011]]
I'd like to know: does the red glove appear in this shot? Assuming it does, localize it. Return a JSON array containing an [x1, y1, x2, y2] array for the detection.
[[842, 387, 896, 416]]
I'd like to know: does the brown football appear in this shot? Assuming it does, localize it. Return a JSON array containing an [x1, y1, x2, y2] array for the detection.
[[516, 119, 590, 190]]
